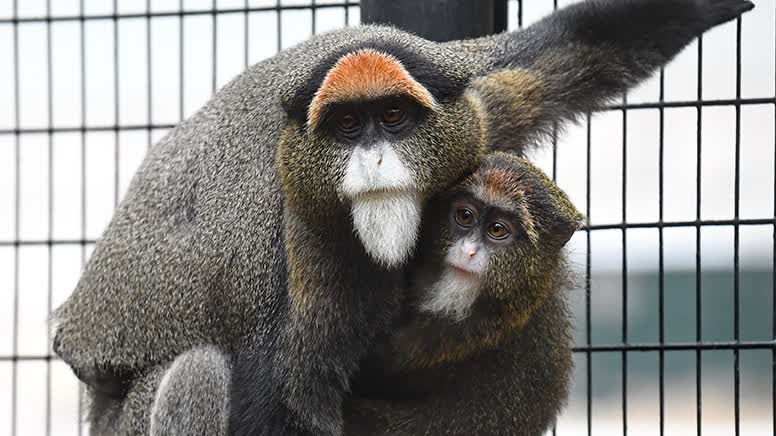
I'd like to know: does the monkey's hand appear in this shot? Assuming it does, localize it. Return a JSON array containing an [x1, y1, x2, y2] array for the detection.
[[53, 327, 133, 399]]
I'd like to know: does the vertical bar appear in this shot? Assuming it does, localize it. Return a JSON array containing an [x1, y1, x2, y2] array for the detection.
[[586, 113, 592, 436], [179, 0, 185, 121], [212, 0, 217, 95], [517, 0, 523, 29], [78, 0, 87, 433], [658, 67, 666, 436], [276, 0, 282, 53], [551, 0, 558, 186], [551, 3, 559, 433], [311, 0, 316, 34], [773, 4, 776, 433], [733, 14, 743, 436], [147, 0, 152, 149], [344, 0, 349, 27], [45, 0, 54, 433], [552, 4, 556, 436], [551, 8, 559, 436], [244, 0, 249, 68], [621, 93, 629, 436], [695, 34, 704, 436], [11, 0, 19, 433], [113, 0, 120, 206]]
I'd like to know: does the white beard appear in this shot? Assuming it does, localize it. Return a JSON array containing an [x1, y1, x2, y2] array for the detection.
[[419, 268, 481, 322], [350, 191, 421, 268], [342, 142, 421, 268]]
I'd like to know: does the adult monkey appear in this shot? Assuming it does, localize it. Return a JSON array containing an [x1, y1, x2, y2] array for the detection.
[[50, 0, 753, 435]]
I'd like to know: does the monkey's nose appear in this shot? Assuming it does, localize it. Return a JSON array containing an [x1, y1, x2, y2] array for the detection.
[[461, 242, 478, 257]]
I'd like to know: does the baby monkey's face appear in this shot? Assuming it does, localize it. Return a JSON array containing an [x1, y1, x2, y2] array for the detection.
[[418, 153, 583, 323], [444, 197, 520, 283], [418, 194, 525, 322]]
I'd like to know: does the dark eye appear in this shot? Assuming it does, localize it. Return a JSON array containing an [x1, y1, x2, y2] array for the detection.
[[455, 208, 477, 228], [487, 221, 511, 240], [381, 108, 405, 126], [337, 113, 361, 134]]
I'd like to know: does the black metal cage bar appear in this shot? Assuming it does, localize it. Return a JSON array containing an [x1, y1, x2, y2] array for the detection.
[[2, 1, 776, 435]]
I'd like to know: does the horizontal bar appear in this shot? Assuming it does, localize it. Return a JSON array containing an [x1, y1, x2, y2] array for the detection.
[[0, 239, 95, 247], [2, 218, 774, 247], [0, 2, 360, 24], [574, 340, 776, 352], [5, 340, 774, 362], [0, 355, 56, 361], [2, 97, 774, 137], [584, 217, 776, 231], [606, 97, 776, 111], [0, 124, 176, 135]]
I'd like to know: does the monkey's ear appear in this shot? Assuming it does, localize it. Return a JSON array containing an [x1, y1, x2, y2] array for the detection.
[[535, 174, 584, 250], [280, 78, 318, 124], [547, 206, 585, 250]]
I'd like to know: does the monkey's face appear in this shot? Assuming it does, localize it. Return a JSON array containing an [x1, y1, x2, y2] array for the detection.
[[445, 198, 518, 278], [419, 153, 583, 322], [419, 196, 523, 321], [278, 49, 484, 268]]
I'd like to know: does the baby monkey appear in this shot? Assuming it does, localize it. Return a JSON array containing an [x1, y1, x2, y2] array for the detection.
[[346, 152, 584, 436]]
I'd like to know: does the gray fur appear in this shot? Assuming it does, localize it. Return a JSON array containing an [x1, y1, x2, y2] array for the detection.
[[50, 0, 753, 433], [86, 347, 232, 436], [53, 25, 489, 434], [86, 366, 166, 436], [150, 346, 231, 436], [53, 25, 483, 382]]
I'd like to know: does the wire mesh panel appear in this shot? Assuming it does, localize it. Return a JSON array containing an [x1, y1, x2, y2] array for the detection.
[[0, 1, 774, 435]]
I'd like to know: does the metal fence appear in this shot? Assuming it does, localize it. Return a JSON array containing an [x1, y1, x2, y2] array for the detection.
[[1, 1, 775, 435]]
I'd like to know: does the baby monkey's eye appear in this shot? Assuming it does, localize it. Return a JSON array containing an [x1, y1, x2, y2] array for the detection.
[[455, 208, 477, 228], [382, 108, 405, 125], [487, 221, 511, 240]]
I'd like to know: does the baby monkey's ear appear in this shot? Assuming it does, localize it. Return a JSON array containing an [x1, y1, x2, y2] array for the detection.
[[524, 161, 584, 251], [481, 153, 583, 251], [544, 185, 584, 251], [546, 197, 585, 251]]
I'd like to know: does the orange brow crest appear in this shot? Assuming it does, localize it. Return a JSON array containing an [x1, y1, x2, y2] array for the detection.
[[470, 167, 527, 212], [307, 49, 437, 130]]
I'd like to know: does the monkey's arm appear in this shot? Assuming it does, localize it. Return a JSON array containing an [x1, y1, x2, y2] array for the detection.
[[229, 216, 403, 436], [466, 0, 754, 150], [343, 294, 574, 436]]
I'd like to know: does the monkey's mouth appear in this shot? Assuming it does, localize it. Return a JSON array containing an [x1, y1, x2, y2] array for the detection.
[[347, 187, 417, 201], [446, 263, 481, 280]]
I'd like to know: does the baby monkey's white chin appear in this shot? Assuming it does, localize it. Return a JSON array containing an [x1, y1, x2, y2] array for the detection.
[[419, 268, 481, 322], [350, 190, 421, 268], [448, 264, 482, 282]]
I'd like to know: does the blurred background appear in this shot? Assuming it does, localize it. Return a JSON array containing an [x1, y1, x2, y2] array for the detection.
[[0, 0, 774, 435]]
